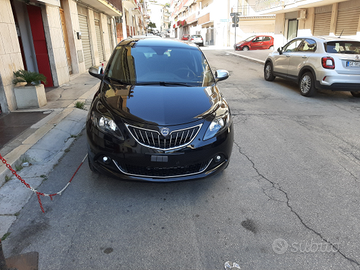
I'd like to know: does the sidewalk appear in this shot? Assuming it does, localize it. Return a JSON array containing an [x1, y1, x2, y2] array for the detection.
[[0, 72, 100, 238], [202, 44, 270, 63], [225, 48, 271, 64]]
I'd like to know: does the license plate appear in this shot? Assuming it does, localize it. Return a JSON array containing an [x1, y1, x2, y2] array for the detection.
[[346, 61, 360, 67]]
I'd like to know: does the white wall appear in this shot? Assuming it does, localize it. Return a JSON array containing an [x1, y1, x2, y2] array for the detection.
[[0, 0, 24, 112]]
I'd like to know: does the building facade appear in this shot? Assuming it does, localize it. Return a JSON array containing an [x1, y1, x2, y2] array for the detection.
[[0, 0, 147, 114], [254, 0, 360, 49], [169, 0, 275, 46]]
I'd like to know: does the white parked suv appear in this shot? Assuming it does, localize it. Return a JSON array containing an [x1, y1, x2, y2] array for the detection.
[[264, 36, 360, 97]]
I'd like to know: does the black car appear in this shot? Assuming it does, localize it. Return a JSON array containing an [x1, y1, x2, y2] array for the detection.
[[86, 37, 233, 182]]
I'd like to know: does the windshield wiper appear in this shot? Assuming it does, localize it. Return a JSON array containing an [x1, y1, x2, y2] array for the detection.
[[135, 81, 191, 87]]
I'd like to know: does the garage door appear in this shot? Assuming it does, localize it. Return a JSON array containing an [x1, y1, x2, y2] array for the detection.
[[95, 19, 104, 62], [314, 6, 331, 36], [78, 8, 93, 68], [336, 1, 360, 36]]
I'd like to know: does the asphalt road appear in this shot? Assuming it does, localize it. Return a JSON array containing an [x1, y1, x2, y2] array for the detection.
[[3, 50, 360, 270]]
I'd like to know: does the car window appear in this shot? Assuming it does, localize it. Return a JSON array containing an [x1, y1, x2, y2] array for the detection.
[[106, 44, 215, 87], [253, 37, 264, 42], [325, 41, 360, 54], [298, 39, 316, 52], [263, 37, 271, 41], [283, 39, 303, 53]]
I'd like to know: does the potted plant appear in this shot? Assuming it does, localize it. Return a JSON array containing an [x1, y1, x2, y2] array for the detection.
[[12, 70, 47, 109]]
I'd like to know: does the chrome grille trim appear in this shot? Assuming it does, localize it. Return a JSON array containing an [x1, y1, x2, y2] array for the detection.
[[113, 159, 212, 179], [125, 124, 202, 150]]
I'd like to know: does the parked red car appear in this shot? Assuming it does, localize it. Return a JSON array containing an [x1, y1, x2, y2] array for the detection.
[[181, 34, 190, 41], [234, 35, 274, 51]]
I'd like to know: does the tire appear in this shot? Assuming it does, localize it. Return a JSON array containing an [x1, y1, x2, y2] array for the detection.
[[299, 72, 317, 97], [242, 46, 249, 51], [351, 91, 360, 97], [264, 62, 276, 81], [269, 46, 274, 50]]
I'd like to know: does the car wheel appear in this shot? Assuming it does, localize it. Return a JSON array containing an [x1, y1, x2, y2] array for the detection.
[[242, 46, 249, 51], [88, 154, 98, 173], [269, 46, 274, 50], [264, 62, 275, 81], [351, 91, 360, 97], [299, 72, 317, 97]]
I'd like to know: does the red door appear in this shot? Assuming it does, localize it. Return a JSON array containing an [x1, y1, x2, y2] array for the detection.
[[27, 5, 54, 87]]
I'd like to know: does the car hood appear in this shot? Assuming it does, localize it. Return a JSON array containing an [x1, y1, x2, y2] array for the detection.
[[103, 84, 221, 126], [236, 41, 246, 46]]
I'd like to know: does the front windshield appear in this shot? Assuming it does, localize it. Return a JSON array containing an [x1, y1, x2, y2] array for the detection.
[[244, 35, 256, 42], [106, 43, 215, 87]]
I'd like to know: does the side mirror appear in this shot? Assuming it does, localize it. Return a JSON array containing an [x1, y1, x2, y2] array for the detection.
[[215, 70, 229, 82], [89, 66, 104, 80], [277, 47, 283, 55]]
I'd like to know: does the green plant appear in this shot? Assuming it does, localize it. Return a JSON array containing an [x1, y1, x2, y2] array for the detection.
[[15, 164, 23, 172], [75, 101, 85, 110], [13, 69, 47, 86], [1, 232, 10, 241], [5, 175, 10, 182]]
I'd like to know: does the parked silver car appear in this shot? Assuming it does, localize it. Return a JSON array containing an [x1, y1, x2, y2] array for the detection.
[[190, 35, 204, 46], [264, 36, 360, 97]]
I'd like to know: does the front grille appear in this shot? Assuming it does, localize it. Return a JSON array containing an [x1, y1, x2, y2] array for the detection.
[[113, 159, 211, 178], [126, 124, 202, 150]]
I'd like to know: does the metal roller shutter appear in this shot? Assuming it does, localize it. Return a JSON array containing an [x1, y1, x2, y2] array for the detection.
[[336, 4, 360, 36], [95, 20, 104, 62], [78, 14, 93, 68], [314, 12, 331, 36], [108, 18, 114, 50]]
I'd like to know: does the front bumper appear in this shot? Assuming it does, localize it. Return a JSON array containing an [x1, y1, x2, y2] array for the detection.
[[87, 121, 234, 182]]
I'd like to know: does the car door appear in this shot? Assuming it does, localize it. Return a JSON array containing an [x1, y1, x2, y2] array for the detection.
[[251, 36, 264, 50], [287, 38, 317, 78], [273, 38, 303, 76], [262, 36, 271, 49]]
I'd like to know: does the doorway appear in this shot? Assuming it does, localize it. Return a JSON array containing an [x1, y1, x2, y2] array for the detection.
[[287, 19, 298, 40]]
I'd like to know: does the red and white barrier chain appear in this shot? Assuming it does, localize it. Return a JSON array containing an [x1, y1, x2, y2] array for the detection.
[[0, 153, 87, 213]]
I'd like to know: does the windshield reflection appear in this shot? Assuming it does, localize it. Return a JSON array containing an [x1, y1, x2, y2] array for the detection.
[[106, 44, 215, 87]]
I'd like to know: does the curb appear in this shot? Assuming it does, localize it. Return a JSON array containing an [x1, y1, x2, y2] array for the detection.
[[0, 82, 99, 188], [226, 51, 266, 64], [0, 81, 99, 238]]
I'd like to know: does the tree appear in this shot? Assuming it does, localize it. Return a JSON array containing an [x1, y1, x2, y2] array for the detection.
[[148, 21, 156, 29]]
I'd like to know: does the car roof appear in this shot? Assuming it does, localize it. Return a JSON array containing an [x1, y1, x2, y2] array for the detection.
[[119, 37, 199, 49], [293, 36, 359, 43]]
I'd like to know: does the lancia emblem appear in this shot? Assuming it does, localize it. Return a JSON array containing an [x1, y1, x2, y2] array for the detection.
[[160, 127, 170, 137]]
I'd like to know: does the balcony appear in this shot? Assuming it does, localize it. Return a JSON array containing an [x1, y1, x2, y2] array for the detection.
[[254, 0, 343, 13], [78, 0, 122, 15]]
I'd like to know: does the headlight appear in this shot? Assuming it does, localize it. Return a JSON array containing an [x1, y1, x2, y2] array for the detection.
[[91, 112, 124, 140], [203, 108, 230, 141]]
